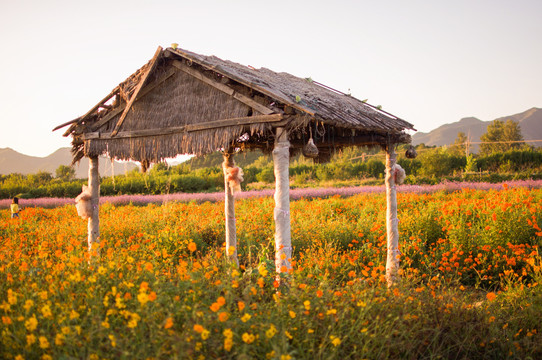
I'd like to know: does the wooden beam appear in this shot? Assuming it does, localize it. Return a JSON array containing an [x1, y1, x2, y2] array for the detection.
[[90, 67, 177, 132], [83, 114, 285, 140], [111, 46, 163, 137], [79, 87, 119, 124], [52, 117, 82, 132], [171, 60, 274, 116]]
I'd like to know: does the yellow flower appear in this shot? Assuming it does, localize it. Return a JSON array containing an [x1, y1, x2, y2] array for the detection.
[[14, 355, 24, 360], [98, 266, 107, 275], [308, 329, 314, 333], [7, 289, 17, 305], [26, 334, 36, 346], [224, 337, 233, 351], [227, 246, 236, 256], [223, 328, 233, 338], [201, 329, 210, 340], [266, 351, 276, 359], [284, 331, 293, 339], [280, 355, 292, 360], [241, 313, 252, 322], [102, 320, 110, 328], [41, 355, 52, 360], [288, 310, 296, 318], [330, 335, 341, 346], [303, 300, 311, 310], [69, 310, 80, 320], [258, 264, 269, 277], [41, 304, 52, 319], [115, 296, 125, 309], [55, 333, 64, 346], [127, 313, 140, 328], [326, 308, 337, 315], [23, 299, 34, 311], [137, 292, 149, 305], [38, 336, 49, 349], [61, 326, 71, 335], [266, 324, 278, 338], [109, 334, 116, 347], [25, 316, 38, 332], [242, 332, 255, 344]]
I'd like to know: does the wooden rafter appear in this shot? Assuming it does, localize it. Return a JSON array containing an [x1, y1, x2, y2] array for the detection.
[[171, 60, 275, 116], [111, 46, 163, 137], [83, 114, 285, 140], [90, 67, 177, 132]]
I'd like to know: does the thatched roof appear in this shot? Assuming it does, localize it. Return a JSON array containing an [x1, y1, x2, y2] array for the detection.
[[56, 46, 415, 164]]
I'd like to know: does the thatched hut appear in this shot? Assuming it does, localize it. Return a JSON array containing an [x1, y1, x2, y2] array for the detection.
[[55, 45, 416, 286]]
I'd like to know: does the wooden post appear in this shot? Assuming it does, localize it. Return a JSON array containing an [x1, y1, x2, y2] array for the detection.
[[223, 153, 239, 266], [385, 144, 400, 287], [88, 156, 100, 257], [273, 127, 292, 274]]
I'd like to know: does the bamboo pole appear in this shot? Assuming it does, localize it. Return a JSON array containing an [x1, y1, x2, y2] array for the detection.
[[385, 144, 400, 287], [88, 156, 100, 257], [223, 153, 239, 266], [273, 127, 292, 274]]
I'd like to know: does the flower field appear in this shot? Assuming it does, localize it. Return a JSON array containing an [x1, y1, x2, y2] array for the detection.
[[1, 186, 541, 359]]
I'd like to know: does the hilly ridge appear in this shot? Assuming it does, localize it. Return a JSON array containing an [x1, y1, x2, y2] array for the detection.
[[0, 147, 137, 178], [412, 107, 542, 147]]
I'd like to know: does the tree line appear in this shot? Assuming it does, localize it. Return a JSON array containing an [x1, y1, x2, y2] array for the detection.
[[1, 119, 540, 199]]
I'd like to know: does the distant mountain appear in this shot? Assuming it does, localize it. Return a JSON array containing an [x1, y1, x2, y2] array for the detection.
[[0, 147, 138, 178], [412, 107, 542, 148]]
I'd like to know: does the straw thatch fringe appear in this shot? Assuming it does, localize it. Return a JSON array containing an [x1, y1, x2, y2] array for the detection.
[[85, 122, 273, 162]]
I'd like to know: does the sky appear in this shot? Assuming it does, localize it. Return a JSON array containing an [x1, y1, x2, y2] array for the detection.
[[1, 0, 541, 157]]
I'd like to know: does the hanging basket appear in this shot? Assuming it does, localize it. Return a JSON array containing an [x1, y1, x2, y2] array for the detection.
[[302, 138, 319, 158]]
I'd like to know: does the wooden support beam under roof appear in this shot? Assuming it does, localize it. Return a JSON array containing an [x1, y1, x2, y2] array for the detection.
[[83, 114, 285, 140], [111, 46, 163, 137]]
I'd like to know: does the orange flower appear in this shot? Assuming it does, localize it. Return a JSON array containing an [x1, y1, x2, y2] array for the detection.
[[164, 317, 174, 329], [486, 292, 497, 301], [218, 312, 230, 322], [188, 242, 197, 252]]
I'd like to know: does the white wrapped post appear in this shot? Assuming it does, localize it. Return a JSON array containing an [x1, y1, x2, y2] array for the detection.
[[88, 156, 100, 257], [385, 144, 400, 287], [222, 154, 239, 266], [273, 128, 292, 274]]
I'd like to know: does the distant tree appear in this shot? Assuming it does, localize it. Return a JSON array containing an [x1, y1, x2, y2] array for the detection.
[[479, 119, 524, 155], [450, 132, 469, 156], [28, 171, 53, 186], [55, 165, 76, 181]]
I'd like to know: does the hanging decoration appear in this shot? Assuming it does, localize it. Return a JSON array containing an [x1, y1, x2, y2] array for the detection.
[[302, 126, 319, 158], [224, 162, 244, 194], [392, 164, 406, 184], [75, 185, 93, 219], [405, 145, 417, 159]]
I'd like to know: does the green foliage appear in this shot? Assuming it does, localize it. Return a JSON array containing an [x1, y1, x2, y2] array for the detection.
[[55, 165, 76, 181], [480, 119, 524, 155], [2, 147, 542, 199]]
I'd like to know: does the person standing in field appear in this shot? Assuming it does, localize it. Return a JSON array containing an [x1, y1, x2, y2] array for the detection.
[[11, 197, 20, 218]]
